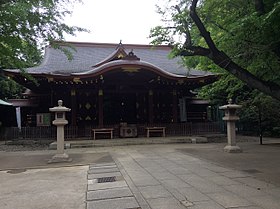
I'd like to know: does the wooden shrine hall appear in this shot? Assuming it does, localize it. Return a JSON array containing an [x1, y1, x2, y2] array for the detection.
[[4, 41, 218, 137]]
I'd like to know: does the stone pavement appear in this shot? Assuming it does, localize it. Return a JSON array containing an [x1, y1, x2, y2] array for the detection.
[[107, 143, 280, 209], [0, 141, 280, 209], [86, 162, 141, 209]]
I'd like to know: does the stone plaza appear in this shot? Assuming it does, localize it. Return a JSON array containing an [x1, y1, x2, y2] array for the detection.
[[0, 137, 280, 209]]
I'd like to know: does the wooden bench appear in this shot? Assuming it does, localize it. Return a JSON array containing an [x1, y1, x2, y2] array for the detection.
[[146, 127, 166, 137], [92, 128, 114, 140]]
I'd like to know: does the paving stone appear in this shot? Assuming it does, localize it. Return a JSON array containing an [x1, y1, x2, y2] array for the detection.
[[186, 200, 226, 209], [87, 196, 139, 209], [144, 167, 167, 174], [88, 180, 127, 191], [165, 187, 186, 201], [90, 162, 116, 167], [264, 187, 280, 198], [88, 167, 119, 174], [228, 207, 263, 209], [208, 175, 242, 186], [221, 171, 252, 178], [149, 171, 177, 180], [131, 176, 160, 187], [207, 191, 253, 208], [136, 161, 159, 167], [124, 170, 149, 176], [192, 181, 226, 194], [87, 187, 132, 201], [192, 167, 219, 177], [176, 187, 210, 202], [247, 194, 280, 209], [166, 167, 192, 175], [147, 197, 186, 209], [234, 177, 276, 189], [223, 184, 265, 197], [179, 175, 226, 194], [160, 178, 192, 189], [203, 165, 232, 173], [89, 165, 117, 169], [88, 171, 122, 179], [126, 172, 151, 179], [138, 185, 172, 199]]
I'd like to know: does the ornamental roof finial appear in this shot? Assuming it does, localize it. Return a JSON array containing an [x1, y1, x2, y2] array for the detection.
[[116, 40, 123, 49]]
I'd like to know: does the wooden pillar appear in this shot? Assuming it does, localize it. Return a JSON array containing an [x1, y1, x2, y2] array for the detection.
[[71, 89, 77, 126], [148, 90, 154, 124], [172, 89, 178, 123], [98, 89, 104, 127], [50, 89, 54, 106]]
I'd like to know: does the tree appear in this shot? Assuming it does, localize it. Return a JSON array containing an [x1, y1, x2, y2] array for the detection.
[[0, 0, 86, 69], [0, 0, 87, 99], [237, 91, 280, 137], [150, 0, 280, 101]]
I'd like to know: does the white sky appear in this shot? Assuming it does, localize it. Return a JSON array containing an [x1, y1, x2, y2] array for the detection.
[[64, 0, 163, 44]]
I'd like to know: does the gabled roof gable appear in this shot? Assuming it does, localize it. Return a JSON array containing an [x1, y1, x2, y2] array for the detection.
[[93, 42, 128, 67]]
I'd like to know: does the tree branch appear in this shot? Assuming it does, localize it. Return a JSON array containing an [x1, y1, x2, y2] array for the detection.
[[190, 0, 220, 55], [179, 46, 211, 56]]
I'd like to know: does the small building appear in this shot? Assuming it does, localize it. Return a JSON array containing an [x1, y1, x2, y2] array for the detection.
[[4, 41, 218, 137]]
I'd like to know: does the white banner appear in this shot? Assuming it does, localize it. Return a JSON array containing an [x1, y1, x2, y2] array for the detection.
[[16, 107, 21, 130]]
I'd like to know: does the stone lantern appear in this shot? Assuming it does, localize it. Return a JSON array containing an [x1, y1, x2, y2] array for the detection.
[[48, 100, 72, 163], [219, 99, 242, 153]]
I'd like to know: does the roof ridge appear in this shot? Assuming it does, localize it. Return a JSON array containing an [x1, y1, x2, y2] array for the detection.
[[49, 41, 172, 49]]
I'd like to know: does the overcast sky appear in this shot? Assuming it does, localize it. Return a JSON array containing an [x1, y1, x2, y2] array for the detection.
[[64, 0, 163, 44]]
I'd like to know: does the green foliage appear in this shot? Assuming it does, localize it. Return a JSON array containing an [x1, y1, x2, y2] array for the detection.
[[0, 0, 86, 69], [0, 0, 87, 99], [150, 0, 280, 135], [0, 71, 23, 99], [238, 91, 280, 136], [199, 0, 280, 85], [150, 0, 280, 92]]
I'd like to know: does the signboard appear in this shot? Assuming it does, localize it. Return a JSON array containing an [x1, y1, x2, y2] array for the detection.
[[36, 113, 51, 126]]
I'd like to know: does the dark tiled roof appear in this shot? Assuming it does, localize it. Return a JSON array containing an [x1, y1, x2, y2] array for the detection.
[[6, 42, 214, 78]]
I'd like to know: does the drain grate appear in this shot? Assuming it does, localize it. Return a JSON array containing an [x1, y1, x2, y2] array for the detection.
[[97, 176, 116, 183], [242, 169, 262, 174]]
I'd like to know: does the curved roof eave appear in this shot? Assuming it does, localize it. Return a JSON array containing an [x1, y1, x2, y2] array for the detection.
[[3, 60, 218, 81], [72, 60, 190, 80]]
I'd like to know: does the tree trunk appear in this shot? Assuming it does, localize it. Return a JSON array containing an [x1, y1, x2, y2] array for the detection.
[[254, 0, 265, 15]]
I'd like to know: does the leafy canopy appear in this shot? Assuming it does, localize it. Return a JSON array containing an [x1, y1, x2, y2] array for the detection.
[[0, 0, 87, 99], [150, 0, 280, 101]]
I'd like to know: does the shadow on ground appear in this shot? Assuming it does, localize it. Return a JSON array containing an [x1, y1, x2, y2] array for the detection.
[[0, 152, 113, 171]]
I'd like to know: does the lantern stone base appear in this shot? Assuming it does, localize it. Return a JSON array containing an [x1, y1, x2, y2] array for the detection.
[[224, 145, 242, 153], [48, 153, 72, 163]]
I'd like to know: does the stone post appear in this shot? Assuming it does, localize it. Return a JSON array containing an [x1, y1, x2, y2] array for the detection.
[[219, 99, 242, 153], [48, 100, 72, 163]]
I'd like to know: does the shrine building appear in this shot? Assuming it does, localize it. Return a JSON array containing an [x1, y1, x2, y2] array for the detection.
[[4, 41, 218, 137]]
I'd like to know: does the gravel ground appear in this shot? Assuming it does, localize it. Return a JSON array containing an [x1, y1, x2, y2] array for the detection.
[[0, 135, 278, 152], [0, 140, 50, 152]]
